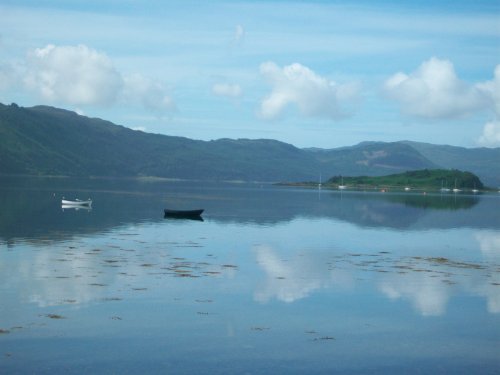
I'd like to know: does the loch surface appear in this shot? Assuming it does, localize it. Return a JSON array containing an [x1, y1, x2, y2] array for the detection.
[[1, 177, 499, 374]]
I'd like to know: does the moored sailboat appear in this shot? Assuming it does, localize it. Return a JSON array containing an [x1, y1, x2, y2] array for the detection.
[[440, 180, 450, 192]]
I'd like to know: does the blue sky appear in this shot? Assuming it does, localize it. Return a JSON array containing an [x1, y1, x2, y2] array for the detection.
[[0, 0, 499, 148]]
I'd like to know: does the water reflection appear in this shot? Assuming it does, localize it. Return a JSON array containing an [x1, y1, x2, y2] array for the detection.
[[3, 237, 498, 318], [0, 230, 239, 311], [1, 178, 499, 317], [379, 273, 449, 316], [253, 245, 354, 303], [2, 177, 500, 374], [62, 204, 92, 212], [253, 241, 500, 316], [475, 231, 500, 260], [1, 178, 499, 246], [385, 192, 479, 210]]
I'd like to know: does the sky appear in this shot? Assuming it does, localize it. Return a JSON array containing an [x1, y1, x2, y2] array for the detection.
[[0, 0, 499, 148]]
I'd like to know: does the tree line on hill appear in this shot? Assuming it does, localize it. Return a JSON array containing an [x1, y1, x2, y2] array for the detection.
[[1, 102, 499, 187]]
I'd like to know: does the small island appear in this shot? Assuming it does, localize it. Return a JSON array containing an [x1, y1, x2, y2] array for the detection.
[[283, 169, 487, 192]]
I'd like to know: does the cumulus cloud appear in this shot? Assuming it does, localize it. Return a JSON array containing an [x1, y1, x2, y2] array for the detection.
[[123, 74, 176, 113], [258, 62, 359, 120], [477, 65, 500, 116], [212, 83, 242, 98], [384, 57, 488, 119], [476, 65, 500, 147], [24, 44, 123, 106], [385, 58, 500, 147], [477, 120, 500, 147], [0, 62, 16, 91], [2, 44, 176, 115]]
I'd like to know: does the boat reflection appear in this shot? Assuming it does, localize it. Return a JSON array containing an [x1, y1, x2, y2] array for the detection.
[[0, 178, 498, 245], [62, 204, 92, 212], [164, 215, 204, 222]]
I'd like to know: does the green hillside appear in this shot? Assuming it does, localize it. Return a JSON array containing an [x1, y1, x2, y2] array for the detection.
[[0, 103, 319, 181], [304, 141, 439, 178], [401, 141, 500, 187], [0, 103, 498, 184], [327, 169, 484, 190]]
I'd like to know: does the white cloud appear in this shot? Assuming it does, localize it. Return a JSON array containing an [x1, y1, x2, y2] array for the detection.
[[384, 57, 488, 119], [212, 83, 242, 98], [5, 43, 176, 115], [0, 62, 16, 91], [123, 74, 176, 114], [476, 65, 500, 147], [477, 120, 500, 147], [385, 58, 500, 147], [234, 24, 245, 44], [477, 65, 500, 116], [258, 61, 359, 120], [24, 44, 123, 106]]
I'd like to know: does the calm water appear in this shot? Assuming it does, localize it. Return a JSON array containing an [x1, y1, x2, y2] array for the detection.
[[1, 177, 499, 374]]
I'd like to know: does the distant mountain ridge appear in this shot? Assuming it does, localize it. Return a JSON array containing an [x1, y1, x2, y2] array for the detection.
[[1, 103, 499, 186]]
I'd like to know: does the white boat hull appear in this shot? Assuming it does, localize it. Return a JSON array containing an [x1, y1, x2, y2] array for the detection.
[[61, 199, 92, 206]]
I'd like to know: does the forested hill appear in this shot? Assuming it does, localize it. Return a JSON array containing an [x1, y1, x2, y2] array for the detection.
[[1, 103, 499, 185], [327, 169, 484, 190]]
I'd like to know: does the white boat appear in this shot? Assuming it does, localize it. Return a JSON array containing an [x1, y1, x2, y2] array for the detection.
[[338, 176, 347, 190], [61, 198, 92, 206], [440, 180, 450, 192], [452, 179, 461, 193]]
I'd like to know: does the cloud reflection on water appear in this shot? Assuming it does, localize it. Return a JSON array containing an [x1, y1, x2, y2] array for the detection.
[[473, 231, 500, 313], [475, 231, 500, 260], [253, 237, 500, 316], [253, 245, 354, 303], [4, 244, 116, 308], [2, 221, 499, 319], [378, 273, 450, 316]]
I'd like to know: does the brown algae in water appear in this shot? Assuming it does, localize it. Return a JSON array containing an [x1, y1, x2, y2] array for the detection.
[[251, 327, 270, 331], [45, 314, 65, 319]]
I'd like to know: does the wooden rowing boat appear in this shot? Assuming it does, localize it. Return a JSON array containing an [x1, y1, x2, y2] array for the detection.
[[164, 209, 204, 218]]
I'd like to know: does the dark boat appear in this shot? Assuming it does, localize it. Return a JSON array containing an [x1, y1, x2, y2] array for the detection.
[[164, 209, 204, 219]]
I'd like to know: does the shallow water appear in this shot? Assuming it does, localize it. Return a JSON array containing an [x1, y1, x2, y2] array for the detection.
[[1, 177, 499, 374]]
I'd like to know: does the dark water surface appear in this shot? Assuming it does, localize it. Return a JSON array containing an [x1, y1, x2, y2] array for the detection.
[[1, 177, 499, 374]]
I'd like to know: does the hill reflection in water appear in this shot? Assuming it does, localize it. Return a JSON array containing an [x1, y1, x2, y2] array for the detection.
[[0, 176, 497, 244], [1, 177, 499, 374]]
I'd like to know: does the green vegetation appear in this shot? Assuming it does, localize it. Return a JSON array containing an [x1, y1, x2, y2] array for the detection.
[[326, 169, 484, 191], [0, 103, 322, 181], [1, 103, 499, 185], [385, 193, 479, 210]]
